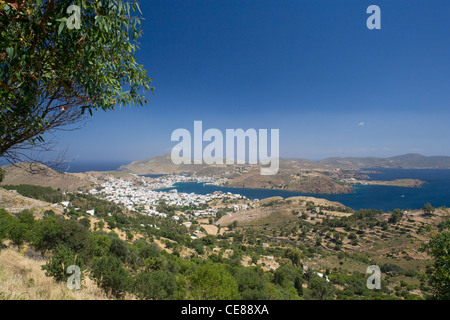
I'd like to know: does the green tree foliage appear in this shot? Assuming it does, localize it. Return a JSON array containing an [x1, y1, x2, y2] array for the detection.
[[104, 216, 116, 229], [136, 241, 161, 260], [0, 167, 4, 182], [423, 229, 450, 299], [0, 200, 434, 300], [308, 276, 333, 300], [8, 216, 27, 248], [18, 210, 35, 226], [91, 255, 131, 299], [294, 275, 304, 296], [284, 248, 301, 266], [272, 264, 304, 294], [109, 236, 129, 263], [86, 233, 112, 258], [68, 193, 123, 217], [126, 231, 133, 241], [191, 239, 205, 255], [389, 209, 404, 224], [188, 264, 240, 300], [0, 0, 152, 162], [198, 235, 214, 248], [0, 209, 35, 248], [78, 217, 90, 229], [31, 216, 62, 254], [156, 202, 176, 215], [229, 220, 238, 230], [134, 271, 176, 300], [42, 244, 84, 283], [58, 218, 89, 254], [422, 203, 436, 216], [0, 208, 15, 246], [235, 267, 268, 300]]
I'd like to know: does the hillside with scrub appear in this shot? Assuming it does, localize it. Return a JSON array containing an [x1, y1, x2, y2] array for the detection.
[[0, 182, 449, 300]]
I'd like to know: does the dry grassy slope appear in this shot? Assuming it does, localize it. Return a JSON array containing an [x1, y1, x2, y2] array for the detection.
[[0, 163, 96, 192], [287, 175, 353, 193], [119, 154, 181, 174], [225, 168, 352, 194], [119, 155, 334, 175], [119, 154, 244, 175], [366, 179, 425, 187], [0, 163, 152, 193], [119, 153, 450, 176], [0, 188, 63, 215], [217, 196, 349, 227], [218, 196, 448, 282], [119, 154, 327, 175], [0, 247, 108, 300]]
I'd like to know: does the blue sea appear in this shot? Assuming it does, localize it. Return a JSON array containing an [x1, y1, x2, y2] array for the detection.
[[157, 169, 450, 212], [140, 174, 167, 178], [22, 160, 450, 212]]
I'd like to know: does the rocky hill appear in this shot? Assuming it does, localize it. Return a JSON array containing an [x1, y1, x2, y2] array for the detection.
[[0, 187, 61, 215], [0, 162, 144, 192], [119, 153, 450, 175], [224, 169, 353, 194], [318, 153, 450, 169], [118, 153, 449, 194], [119, 154, 247, 175], [0, 162, 95, 192]]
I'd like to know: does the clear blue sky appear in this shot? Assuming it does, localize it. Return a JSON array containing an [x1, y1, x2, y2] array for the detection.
[[54, 0, 450, 162]]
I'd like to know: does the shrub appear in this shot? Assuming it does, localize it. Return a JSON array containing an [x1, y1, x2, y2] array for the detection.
[[79, 217, 91, 229], [91, 255, 131, 299], [32, 217, 62, 255], [42, 244, 84, 283], [109, 237, 129, 263], [134, 271, 176, 300], [188, 264, 240, 300], [308, 276, 333, 300]]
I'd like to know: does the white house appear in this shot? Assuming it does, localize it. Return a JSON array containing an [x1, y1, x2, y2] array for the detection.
[[182, 221, 192, 228], [60, 201, 70, 207], [316, 272, 330, 282]]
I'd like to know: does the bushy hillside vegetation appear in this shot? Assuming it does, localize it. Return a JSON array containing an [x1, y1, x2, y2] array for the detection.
[[0, 185, 449, 300]]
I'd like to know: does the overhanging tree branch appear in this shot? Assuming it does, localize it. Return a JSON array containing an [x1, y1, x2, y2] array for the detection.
[[0, 0, 153, 170]]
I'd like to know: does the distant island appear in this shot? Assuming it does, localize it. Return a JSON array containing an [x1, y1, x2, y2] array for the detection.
[[315, 153, 450, 169], [364, 179, 426, 188]]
